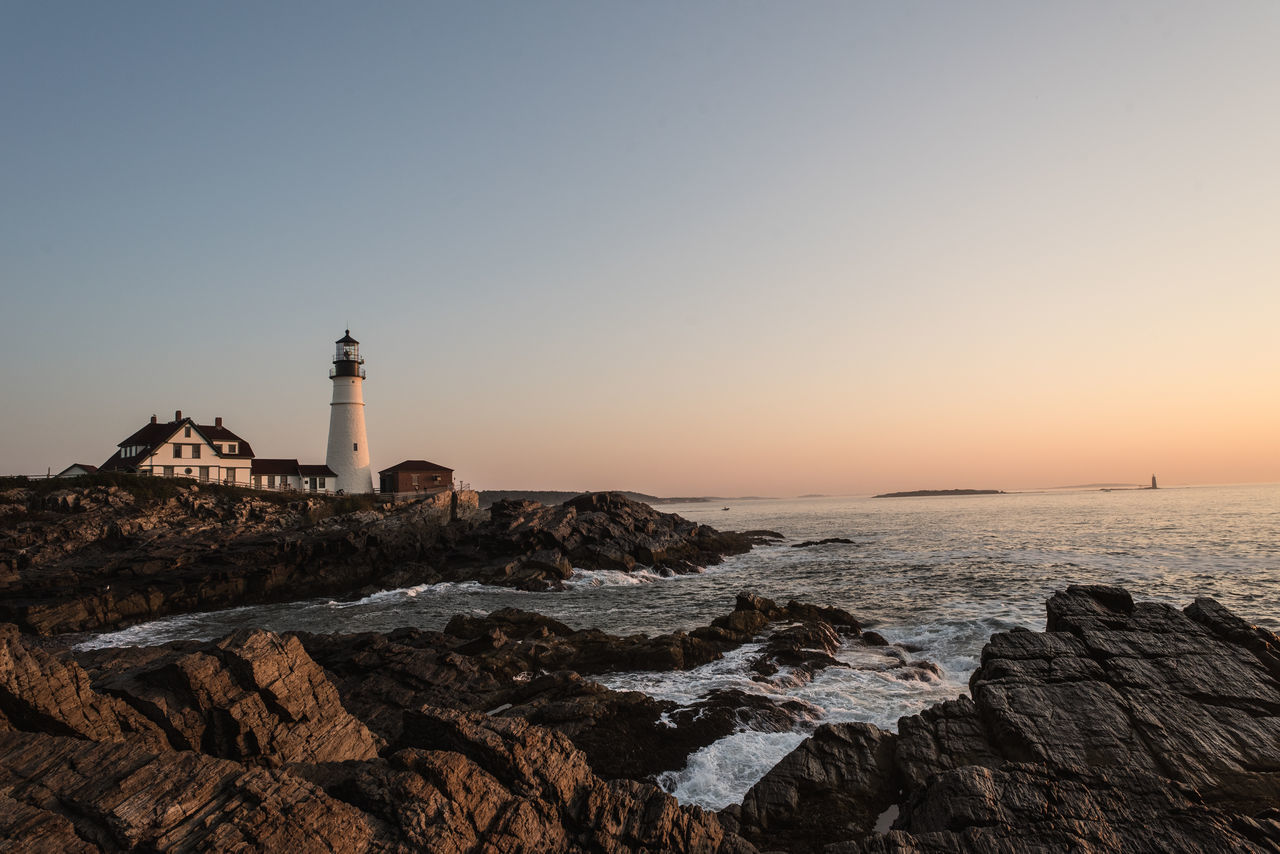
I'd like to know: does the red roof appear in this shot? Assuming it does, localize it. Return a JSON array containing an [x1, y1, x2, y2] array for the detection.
[[378, 459, 453, 475]]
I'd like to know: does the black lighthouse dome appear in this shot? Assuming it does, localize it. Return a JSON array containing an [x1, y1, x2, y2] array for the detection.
[[331, 330, 366, 378]]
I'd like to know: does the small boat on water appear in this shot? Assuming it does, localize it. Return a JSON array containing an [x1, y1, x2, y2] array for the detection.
[[722, 506, 730, 511]]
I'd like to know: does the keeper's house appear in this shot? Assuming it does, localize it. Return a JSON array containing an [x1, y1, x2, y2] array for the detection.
[[378, 460, 453, 497], [100, 411, 256, 485]]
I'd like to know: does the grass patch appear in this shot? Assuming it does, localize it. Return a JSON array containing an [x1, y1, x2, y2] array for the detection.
[[0, 472, 379, 510]]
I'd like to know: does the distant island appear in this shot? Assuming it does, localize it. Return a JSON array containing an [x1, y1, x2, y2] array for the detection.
[[873, 489, 1006, 498]]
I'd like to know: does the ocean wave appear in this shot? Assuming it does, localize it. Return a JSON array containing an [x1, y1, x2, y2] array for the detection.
[[74, 608, 256, 651], [564, 567, 670, 588], [327, 580, 494, 608], [598, 643, 771, 706]]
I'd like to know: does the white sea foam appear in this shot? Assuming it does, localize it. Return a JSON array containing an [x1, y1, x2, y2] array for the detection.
[[658, 730, 808, 810], [565, 568, 670, 588], [74, 608, 255, 650], [330, 580, 492, 608], [600, 633, 968, 810], [598, 643, 773, 706]]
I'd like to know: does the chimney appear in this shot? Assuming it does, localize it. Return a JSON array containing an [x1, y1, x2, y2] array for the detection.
[[215, 416, 223, 428], [150, 414, 157, 424], [175, 410, 182, 422]]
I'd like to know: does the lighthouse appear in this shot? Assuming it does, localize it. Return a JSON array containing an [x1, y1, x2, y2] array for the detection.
[[325, 330, 373, 494]]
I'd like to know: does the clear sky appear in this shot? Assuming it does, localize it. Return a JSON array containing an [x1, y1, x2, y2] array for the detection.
[[3, 2, 1277, 496]]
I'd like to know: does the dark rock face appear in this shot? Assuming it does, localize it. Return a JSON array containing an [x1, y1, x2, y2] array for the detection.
[[733, 585, 1280, 852], [790, 537, 857, 548], [734, 722, 898, 853], [0, 486, 756, 635], [0, 484, 467, 635], [464, 491, 762, 590]]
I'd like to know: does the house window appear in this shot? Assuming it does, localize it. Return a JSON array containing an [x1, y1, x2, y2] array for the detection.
[[268, 476, 276, 488], [183, 467, 192, 475], [173, 444, 183, 458], [227, 443, 237, 454], [164, 466, 174, 477], [353, 443, 358, 452], [191, 444, 201, 459], [432, 475, 441, 483], [318, 478, 325, 488], [199, 467, 209, 482]]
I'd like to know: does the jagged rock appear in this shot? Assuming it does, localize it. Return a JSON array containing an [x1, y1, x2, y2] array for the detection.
[[80, 629, 382, 764], [0, 732, 377, 852], [0, 626, 165, 746], [470, 492, 757, 590], [0, 622, 758, 853], [737, 585, 1280, 852]]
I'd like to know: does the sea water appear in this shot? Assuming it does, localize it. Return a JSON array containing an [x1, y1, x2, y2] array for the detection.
[[77, 483, 1280, 808]]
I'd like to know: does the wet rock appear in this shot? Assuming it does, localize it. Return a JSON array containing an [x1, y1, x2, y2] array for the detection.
[[862, 630, 890, 646], [790, 537, 856, 548]]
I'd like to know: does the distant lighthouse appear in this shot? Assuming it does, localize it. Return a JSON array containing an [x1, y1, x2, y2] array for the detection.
[[325, 330, 373, 494]]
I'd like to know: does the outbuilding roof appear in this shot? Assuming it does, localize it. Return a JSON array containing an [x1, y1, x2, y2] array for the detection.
[[298, 464, 336, 477], [378, 460, 453, 475]]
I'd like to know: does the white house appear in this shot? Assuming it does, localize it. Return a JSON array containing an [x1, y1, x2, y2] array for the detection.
[[100, 411, 256, 485], [250, 459, 337, 493]]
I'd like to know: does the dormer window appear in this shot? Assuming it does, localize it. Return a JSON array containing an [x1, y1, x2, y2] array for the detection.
[[227, 443, 237, 454]]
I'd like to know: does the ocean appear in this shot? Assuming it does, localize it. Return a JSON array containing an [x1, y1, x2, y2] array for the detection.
[[78, 483, 1280, 809]]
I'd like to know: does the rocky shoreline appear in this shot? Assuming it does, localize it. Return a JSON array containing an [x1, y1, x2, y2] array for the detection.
[[0, 482, 765, 636], [2, 585, 1280, 851]]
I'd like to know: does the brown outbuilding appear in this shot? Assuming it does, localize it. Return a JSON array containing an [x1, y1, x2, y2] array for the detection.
[[378, 460, 453, 496]]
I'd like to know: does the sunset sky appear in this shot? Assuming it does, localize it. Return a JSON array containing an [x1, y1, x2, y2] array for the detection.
[[3, 2, 1277, 496]]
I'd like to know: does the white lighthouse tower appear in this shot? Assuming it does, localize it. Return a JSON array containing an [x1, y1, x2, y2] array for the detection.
[[325, 330, 373, 494]]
